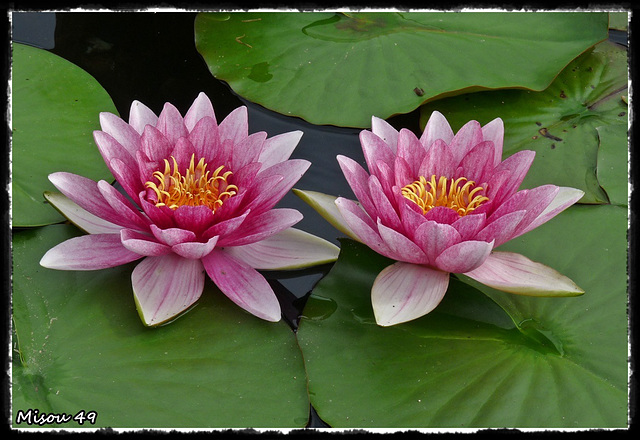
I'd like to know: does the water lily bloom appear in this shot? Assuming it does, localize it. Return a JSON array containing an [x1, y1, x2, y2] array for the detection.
[[40, 92, 339, 326], [296, 111, 585, 326]]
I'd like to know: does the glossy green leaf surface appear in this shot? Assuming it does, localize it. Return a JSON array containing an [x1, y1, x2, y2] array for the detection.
[[297, 204, 627, 428], [195, 12, 608, 128], [12, 43, 116, 227], [12, 224, 309, 429], [419, 41, 628, 204]]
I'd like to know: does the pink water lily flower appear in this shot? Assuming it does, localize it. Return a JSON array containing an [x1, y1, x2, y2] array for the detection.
[[296, 111, 584, 327], [40, 92, 339, 326]]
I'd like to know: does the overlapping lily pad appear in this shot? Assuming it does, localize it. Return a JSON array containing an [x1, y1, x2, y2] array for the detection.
[[12, 43, 117, 227], [297, 204, 627, 428], [419, 41, 628, 205], [12, 224, 309, 428], [195, 12, 608, 128]]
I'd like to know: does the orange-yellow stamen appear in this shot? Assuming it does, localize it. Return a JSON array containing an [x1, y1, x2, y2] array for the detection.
[[401, 175, 488, 216], [145, 154, 238, 212]]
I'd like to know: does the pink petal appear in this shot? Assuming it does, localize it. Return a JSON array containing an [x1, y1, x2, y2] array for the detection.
[[337, 155, 377, 218], [202, 210, 250, 241], [487, 185, 558, 241], [202, 250, 281, 322], [369, 176, 402, 231], [434, 239, 494, 273], [514, 187, 584, 238], [156, 102, 188, 145], [217, 208, 302, 247], [372, 261, 450, 326], [120, 229, 171, 257], [414, 220, 461, 265], [231, 162, 262, 189], [418, 139, 455, 179], [44, 191, 123, 234], [246, 159, 311, 215], [481, 118, 504, 167], [371, 116, 399, 152], [377, 219, 429, 264], [93, 130, 136, 174], [136, 150, 160, 187], [97, 180, 151, 231], [292, 189, 360, 241], [397, 128, 426, 177], [258, 130, 303, 170], [40, 234, 142, 270], [129, 100, 158, 134], [225, 227, 339, 270], [49, 172, 125, 227], [448, 119, 484, 165], [150, 224, 196, 246], [173, 204, 216, 237], [374, 159, 395, 196], [184, 92, 216, 132], [140, 124, 173, 162], [172, 235, 219, 259], [360, 130, 395, 179], [169, 137, 198, 172], [109, 157, 145, 201], [132, 254, 205, 326], [139, 196, 176, 230], [464, 251, 584, 296], [476, 210, 526, 247], [219, 106, 248, 146], [232, 131, 267, 170], [335, 197, 393, 258], [420, 111, 454, 149], [458, 140, 496, 184], [98, 112, 141, 158], [393, 155, 413, 188], [451, 212, 487, 241], [188, 116, 220, 163], [423, 206, 460, 225], [396, 195, 427, 236], [487, 150, 536, 204]]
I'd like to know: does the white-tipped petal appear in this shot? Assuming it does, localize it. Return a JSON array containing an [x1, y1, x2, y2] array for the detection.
[[202, 250, 281, 322], [40, 234, 142, 270], [463, 251, 584, 296], [293, 189, 359, 240], [44, 192, 122, 235], [372, 262, 450, 326], [225, 228, 339, 270], [371, 116, 399, 152], [132, 254, 205, 326]]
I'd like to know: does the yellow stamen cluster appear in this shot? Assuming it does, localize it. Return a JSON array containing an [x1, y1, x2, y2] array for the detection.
[[145, 154, 238, 212], [401, 175, 489, 216]]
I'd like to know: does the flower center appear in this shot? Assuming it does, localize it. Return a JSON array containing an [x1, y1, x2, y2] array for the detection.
[[401, 175, 489, 216], [145, 154, 238, 211]]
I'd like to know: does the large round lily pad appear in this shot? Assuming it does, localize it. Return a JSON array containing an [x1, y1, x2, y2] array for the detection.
[[195, 12, 608, 128], [297, 204, 627, 428], [419, 41, 628, 205], [12, 224, 309, 428], [12, 43, 117, 227]]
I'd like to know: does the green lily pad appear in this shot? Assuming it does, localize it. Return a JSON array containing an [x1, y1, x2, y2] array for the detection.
[[12, 43, 116, 227], [596, 123, 629, 206], [419, 41, 628, 205], [608, 12, 629, 31], [195, 12, 608, 128], [12, 224, 309, 428], [297, 204, 627, 428]]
